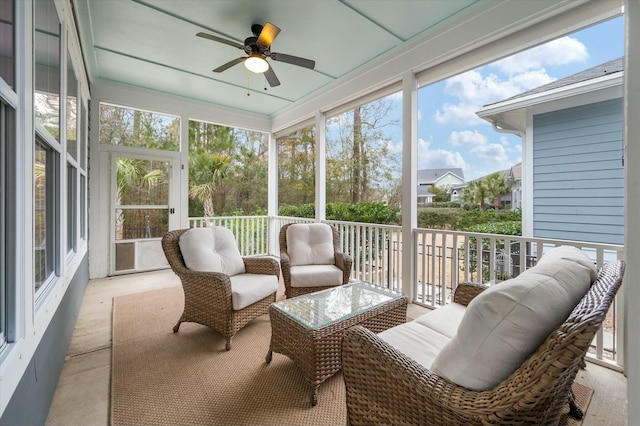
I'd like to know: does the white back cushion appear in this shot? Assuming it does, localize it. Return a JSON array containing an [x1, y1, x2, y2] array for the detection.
[[431, 245, 593, 391], [179, 227, 246, 276], [286, 223, 335, 266]]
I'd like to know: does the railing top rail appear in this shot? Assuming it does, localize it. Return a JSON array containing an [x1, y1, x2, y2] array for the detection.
[[189, 215, 269, 221], [413, 227, 623, 253], [325, 219, 402, 230]]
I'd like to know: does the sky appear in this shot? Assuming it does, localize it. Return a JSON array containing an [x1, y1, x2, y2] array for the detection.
[[415, 15, 625, 181]]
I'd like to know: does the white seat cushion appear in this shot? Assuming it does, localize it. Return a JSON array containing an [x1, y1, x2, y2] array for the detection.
[[178, 227, 246, 276], [378, 321, 451, 370], [431, 245, 593, 391], [286, 223, 335, 266], [413, 303, 466, 339], [290, 264, 343, 288], [229, 273, 278, 310]]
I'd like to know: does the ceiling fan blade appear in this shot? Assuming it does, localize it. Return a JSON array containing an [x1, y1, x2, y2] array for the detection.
[[264, 66, 281, 87], [213, 57, 245, 73], [270, 52, 315, 70], [196, 32, 244, 50], [256, 22, 281, 48]]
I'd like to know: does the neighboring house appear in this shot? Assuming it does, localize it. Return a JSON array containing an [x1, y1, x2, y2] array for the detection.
[[417, 168, 465, 205], [449, 183, 467, 202], [508, 163, 522, 210], [477, 57, 624, 244]]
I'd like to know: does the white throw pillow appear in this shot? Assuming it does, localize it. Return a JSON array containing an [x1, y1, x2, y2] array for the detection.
[[286, 223, 335, 266], [431, 246, 593, 391], [178, 227, 246, 276]]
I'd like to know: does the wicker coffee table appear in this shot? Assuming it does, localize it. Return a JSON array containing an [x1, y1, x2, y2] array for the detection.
[[266, 281, 408, 406]]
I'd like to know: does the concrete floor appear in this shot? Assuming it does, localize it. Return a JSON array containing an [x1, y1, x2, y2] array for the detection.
[[45, 269, 628, 425]]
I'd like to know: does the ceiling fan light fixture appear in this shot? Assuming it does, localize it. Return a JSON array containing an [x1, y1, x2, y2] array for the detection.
[[245, 54, 269, 73]]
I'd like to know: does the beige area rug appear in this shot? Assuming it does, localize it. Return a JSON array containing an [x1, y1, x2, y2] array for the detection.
[[111, 286, 593, 426]]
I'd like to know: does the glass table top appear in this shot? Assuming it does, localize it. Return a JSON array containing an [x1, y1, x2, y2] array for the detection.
[[272, 281, 405, 329]]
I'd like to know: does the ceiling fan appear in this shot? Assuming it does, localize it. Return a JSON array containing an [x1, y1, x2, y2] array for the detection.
[[196, 22, 315, 87]]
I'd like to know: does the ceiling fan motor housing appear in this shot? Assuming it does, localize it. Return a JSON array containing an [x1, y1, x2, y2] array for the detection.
[[244, 36, 265, 55]]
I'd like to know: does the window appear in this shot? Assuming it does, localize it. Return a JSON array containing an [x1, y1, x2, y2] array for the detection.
[[1, 99, 16, 345], [34, 0, 61, 142], [34, 137, 59, 294], [0, 0, 16, 347], [100, 103, 180, 151], [0, 0, 14, 89], [66, 52, 77, 160], [67, 164, 76, 253], [32, 0, 62, 300]]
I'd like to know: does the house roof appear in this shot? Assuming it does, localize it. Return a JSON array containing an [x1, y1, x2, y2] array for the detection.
[[509, 162, 522, 180], [476, 57, 624, 133], [487, 57, 623, 106], [417, 168, 465, 184]]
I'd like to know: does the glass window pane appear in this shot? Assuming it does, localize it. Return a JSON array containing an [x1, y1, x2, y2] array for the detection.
[[34, 0, 61, 142], [80, 175, 86, 240], [0, 0, 15, 88], [67, 164, 76, 253], [34, 139, 55, 289], [100, 104, 179, 151], [66, 52, 77, 160], [79, 102, 87, 170], [277, 126, 316, 216]]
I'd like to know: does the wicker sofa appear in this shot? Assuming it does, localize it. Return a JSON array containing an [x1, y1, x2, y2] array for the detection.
[[342, 247, 625, 425]]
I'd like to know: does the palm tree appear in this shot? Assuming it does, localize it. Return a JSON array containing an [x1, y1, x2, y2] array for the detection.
[[484, 172, 510, 210], [188, 151, 230, 216], [462, 179, 488, 210]]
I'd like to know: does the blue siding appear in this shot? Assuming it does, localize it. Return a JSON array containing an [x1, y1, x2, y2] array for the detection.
[[532, 98, 624, 245], [1, 255, 89, 426]]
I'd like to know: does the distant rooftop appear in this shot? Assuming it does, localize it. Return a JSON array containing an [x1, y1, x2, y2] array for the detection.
[[417, 168, 464, 183], [484, 57, 623, 107]]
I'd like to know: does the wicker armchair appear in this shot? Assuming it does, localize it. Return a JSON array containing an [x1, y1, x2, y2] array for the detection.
[[162, 228, 280, 351], [279, 223, 352, 298], [342, 260, 625, 425]]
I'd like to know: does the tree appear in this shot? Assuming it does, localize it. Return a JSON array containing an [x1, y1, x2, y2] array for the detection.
[[430, 184, 451, 203], [484, 172, 510, 210], [462, 179, 488, 210], [277, 126, 316, 207], [326, 96, 401, 205], [188, 152, 230, 217]]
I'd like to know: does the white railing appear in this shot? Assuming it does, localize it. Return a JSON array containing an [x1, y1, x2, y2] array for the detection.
[[327, 220, 403, 292], [414, 228, 624, 369], [187, 215, 624, 369], [188, 216, 270, 256]]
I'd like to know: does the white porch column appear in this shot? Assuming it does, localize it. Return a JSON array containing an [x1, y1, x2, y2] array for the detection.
[[267, 132, 279, 255], [624, 1, 640, 424], [315, 111, 327, 222], [401, 71, 418, 299]]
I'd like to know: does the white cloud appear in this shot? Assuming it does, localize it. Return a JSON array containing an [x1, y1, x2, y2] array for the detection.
[[493, 36, 589, 74], [434, 69, 553, 125], [418, 138, 470, 174], [470, 143, 509, 167], [449, 130, 488, 146]]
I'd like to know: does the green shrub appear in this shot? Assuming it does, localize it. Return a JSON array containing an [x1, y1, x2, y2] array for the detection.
[[278, 201, 399, 225]]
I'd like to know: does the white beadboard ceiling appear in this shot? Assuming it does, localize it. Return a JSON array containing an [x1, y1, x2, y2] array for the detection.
[[73, 0, 616, 120]]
